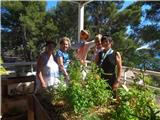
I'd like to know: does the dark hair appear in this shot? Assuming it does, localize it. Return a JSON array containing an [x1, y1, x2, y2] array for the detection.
[[46, 40, 57, 47], [101, 35, 113, 43]]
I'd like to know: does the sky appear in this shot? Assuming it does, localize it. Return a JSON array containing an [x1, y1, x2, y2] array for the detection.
[[46, 0, 155, 51], [46, 0, 58, 10], [46, 0, 135, 11]]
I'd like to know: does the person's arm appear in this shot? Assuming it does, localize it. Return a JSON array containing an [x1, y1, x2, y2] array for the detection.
[[56, 51, 68, 78], [112, 52, 122, 90], [57, 57, 68, 76], [80, 40, 95, 64], [87, 40, 95, 49], [36, 55, 46, 88], [71, 42, 84, 50], [94, 53, 100, 65]]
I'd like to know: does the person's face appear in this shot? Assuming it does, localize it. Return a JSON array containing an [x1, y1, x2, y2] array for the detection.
[[80, 32, 88, 41], [102, 39, 112, 49], [46, 43, 55, 53], [61, 40, 69, 51], [95, 40, 102, 49]]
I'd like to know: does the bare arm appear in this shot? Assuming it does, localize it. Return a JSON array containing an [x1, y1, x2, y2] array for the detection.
[[112, 52, 122, 90], [56, 57, 68, 77], [87, 40, 95, 49], [36, 55, 46, 88], [94, 53, 99, 64], [116, 52, 122, 82]]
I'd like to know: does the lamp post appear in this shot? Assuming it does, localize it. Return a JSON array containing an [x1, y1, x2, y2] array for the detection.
[[78, 2, 84, 42], [71, 1, 93, 42]]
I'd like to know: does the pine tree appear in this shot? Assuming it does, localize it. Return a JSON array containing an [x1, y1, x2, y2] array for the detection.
[[1, 1, 57, 61]]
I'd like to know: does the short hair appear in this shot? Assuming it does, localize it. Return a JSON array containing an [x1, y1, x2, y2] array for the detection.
[[60, 37, 70, 46], [46, 40, 57, 47]]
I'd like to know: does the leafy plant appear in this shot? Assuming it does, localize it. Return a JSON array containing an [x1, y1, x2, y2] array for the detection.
[[112, 83, 159, 120], [66, 61, 112, 114], [0, 57, 8, 75]]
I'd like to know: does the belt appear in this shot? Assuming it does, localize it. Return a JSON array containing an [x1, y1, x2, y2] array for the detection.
[[104, 73, 115, 75]]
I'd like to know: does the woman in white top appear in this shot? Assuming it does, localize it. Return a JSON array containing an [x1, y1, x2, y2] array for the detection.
[[36, 40, 60, 90]]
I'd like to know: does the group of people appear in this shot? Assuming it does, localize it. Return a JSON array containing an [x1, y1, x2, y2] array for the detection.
[[36, 37, 70, 90], [36, 29, 122, 99]]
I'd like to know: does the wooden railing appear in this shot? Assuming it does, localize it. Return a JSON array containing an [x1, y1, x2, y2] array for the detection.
[[123, 66, 160, 76], [1, 62, 36, 73], [1, 61, 160, 89], [1, 61, 160, 76]]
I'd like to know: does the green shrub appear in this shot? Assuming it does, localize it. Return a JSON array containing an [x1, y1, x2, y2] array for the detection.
[[112, 84, 159, 120], [66, 61, 112, 114]]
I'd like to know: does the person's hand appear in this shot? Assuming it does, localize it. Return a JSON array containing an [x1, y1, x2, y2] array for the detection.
[[41, 82, 47, 88], [65, 74, 70, 81], [112, 80, 120, 91]]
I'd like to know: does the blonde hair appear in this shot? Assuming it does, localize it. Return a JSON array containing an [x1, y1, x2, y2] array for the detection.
[[60, 37, 71, 46], [95, 34, 102, 42]]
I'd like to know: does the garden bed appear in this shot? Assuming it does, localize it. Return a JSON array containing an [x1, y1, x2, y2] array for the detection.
[[34, 94, 116, 120], [34, 87, 160, 120], [34, 61, 160, 120]]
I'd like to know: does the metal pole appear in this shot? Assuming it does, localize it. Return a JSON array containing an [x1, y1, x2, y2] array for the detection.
[[78, 3, 84, 42], [71, 1, 93, 42]]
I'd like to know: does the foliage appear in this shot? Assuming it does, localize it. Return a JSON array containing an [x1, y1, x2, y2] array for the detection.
[[37, 61, 160, 119], [1, 1, 159, 72], [0, 57, 8, 75], [126, 48, 160, 71], [132, 2, 160, 62], [49, 1, 78, 43], [82, 113, 101, 120], [38, 80, 67, 105], [1, 1, 57, 61], [0, 66, 8, 75], [67, 60, 83, 82], [112, 84, 160, 120], [140, 2, 160, 47], [84, 1, 147, 70], [38, 60, 112, 120], [66, 61, 112, 114], [84, 1, 159, 71]]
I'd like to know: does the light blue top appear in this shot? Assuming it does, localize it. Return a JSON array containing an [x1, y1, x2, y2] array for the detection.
[[55, 49, 70, 70]]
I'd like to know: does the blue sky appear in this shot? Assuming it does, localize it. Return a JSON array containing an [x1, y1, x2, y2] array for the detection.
[[46, 0, 58, 10], [46, 1, 159, 57], [46, 0, 135, 11]]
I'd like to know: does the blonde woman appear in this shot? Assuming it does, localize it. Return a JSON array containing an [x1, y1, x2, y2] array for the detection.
[[93, 34, 104, 60], [56, 37, 70, 81]]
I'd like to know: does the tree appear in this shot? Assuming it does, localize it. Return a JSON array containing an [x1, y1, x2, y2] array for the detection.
[[139, 2, 160, 56], [1, 1, 57, 61], [1, 1, 159, 71], [49, 1, 78, 43], [85, 1, 142, 66], [128, 1, 160, 71]]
